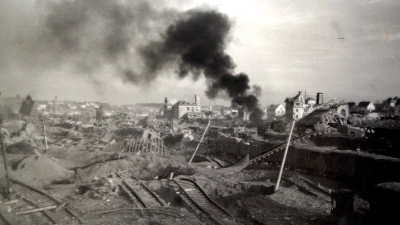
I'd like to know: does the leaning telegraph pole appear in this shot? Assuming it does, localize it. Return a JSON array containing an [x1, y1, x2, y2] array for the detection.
[[187, 120, 211, 166], [42, 116, 48, 152], [275, 119, 296, 192]]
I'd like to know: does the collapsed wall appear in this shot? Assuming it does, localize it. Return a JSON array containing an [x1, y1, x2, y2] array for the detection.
[[212, 138, 280, 159], [249, 146, 400, 197]]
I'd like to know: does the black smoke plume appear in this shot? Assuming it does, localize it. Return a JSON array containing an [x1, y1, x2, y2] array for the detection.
[[42, 0, 177, 81], [12, 0, 264, 121], [140, 10, 235, 82], [141, 9, 264, 121]]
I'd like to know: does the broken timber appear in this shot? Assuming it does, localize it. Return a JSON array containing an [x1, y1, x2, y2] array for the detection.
[[103, 137, 169, 155], [15, 206, 57, 215]]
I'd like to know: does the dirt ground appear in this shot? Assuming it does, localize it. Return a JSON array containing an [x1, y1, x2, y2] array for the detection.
[[0, 117, 366, 225], [0, 144, 339, 225]]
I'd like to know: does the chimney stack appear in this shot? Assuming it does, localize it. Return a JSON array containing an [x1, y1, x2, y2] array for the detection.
[[316, 93, 324, 105]]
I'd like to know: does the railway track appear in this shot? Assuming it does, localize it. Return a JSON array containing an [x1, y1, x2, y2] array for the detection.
[[282, 175, 332, 202], [116, 173, 166, 209], [0, 179, 82, 225], [65, 173, 168, 222], [170, 178, 242, 225], [248, 132, 322, 166]]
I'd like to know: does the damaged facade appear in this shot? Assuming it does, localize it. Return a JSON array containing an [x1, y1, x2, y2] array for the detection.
[[164, 95, 203, 119], [284, 91, 306, 120], [1, 92, 400, 225], [384, 97, 400, 116]]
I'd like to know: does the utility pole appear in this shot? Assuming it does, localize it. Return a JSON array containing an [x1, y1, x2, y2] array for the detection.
[[42, 116, 48, 152], [275, 120, 296, 192], [187, 120, 211, 166]]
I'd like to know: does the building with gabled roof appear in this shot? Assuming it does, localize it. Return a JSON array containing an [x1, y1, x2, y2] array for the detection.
[[284, 91, 305, 120], [265, 104, 285, 119]]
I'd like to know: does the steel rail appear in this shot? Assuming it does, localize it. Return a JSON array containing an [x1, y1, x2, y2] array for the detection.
[[20, 197, 57, 224], [178, 178, 232, 217], [10, 179, 83, 224], [169, 179, 210, 217], [117, 173, 166, 208], [170, 178, 234, 223], [282, 177, 331, 202], [248, 132, 322, 165], [139, 182, 165, 207], [119, 182, 144, 209], [116, 173, 147, 208], [11, 179, 60, 203], [298, 176, 332, 196]]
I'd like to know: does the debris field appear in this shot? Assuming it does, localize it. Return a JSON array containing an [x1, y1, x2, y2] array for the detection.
[[0, 112, 399, 225]]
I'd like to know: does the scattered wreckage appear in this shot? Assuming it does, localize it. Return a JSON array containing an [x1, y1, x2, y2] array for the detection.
[[1, 97, 400, 224]]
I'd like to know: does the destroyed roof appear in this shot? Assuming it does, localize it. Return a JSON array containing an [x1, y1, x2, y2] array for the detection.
[[296, 109, 330, 125], [347, 102, 356, 107], [166, 99, 178, 105], [358, 101, 371, 108], [284, 92, 301, 103]]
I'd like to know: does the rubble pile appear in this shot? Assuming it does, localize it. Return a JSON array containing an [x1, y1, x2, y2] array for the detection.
[[9, 155, 75, 188], [0, 107, 399, 225]]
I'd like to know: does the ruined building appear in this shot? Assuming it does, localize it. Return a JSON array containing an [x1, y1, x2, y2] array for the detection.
[[285, 91, 305, 120], [383, 97, 400, 116], [19, 95, 35, 116], [164, 95, 203, 119], [285, 92, 327, 121]]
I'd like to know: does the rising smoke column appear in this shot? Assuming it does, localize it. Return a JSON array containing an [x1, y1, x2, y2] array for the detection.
[[141, 9, 264, 122], [35, 1, 264, 121], [42, 0, 177, 82]]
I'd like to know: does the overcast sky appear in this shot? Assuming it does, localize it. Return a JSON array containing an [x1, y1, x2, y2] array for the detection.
[[1, 0, 399, 106]]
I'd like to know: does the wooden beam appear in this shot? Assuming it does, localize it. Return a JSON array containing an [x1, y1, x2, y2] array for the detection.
[[15, 206, 57, 215]]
